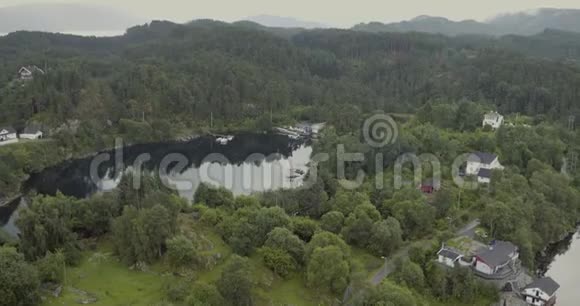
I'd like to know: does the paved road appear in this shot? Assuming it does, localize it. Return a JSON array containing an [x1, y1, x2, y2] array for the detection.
[[370, 219, 480, 284], [455, 219, 481, 238], [343, 219, 481, 303], [370, 247, 410, 285]]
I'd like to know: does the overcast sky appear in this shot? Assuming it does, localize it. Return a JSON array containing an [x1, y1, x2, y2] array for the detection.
[[2, 0, 580, 27]]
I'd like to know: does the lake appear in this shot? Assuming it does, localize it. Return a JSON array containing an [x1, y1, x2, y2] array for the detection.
[[1, 133, 313, 237], [536, 228, 580, 306]]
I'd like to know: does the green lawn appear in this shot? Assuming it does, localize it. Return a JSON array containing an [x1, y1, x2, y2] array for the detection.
[[44, 215, 337, 306], [43, 250, 168, 306], [350, 247, 384, 280], [185, 215, 335, 305]]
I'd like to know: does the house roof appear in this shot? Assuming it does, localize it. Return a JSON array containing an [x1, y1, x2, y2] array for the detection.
[[19, 65, 45, 75], [524, 277, 560, 296], [484, 112, 502, 119], [0, 126, 16, 134], [437, 247, 462, 261], [476, 241, 518, 268], [422, 178, 440, 188], [22, 126, 42, 134], [478, 168, 492, 179], [469, 152, 498, 164], [19, 67, 31, 74]]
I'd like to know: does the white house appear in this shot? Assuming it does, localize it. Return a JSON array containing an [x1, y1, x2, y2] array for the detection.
[[466, 152, 504, 183], [483, 111, 504, 129], [437, 246, 463, 268], [474, 241, 519, 276], [20, 126, 43, 140], [18, 66, 45, 81], [0, 126, 17, 142], [522, 277, 560, 306]]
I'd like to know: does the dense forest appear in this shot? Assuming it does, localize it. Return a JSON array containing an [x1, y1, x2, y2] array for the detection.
[[1, 19, 580, 306], [2, 19, 580, 198]]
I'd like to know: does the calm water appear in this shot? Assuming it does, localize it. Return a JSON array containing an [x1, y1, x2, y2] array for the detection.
[[1, 133, 313, 237], [537, 229, 580, 306]]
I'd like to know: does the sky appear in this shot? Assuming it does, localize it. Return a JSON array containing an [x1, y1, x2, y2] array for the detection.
[[2, 0, 580, 27]]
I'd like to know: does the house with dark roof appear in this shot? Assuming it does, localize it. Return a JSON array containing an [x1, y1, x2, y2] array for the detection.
[[0, 126, 17, 142], [521, 277, 560, 306], [20, 126, 43, 140], [466, 152, 504, 183], [437, 246, 464, 268], [419, 178, 440, 194], [474, 241, 519, 276], [483, 111, 504, 129], [18, 65, 45, 81]]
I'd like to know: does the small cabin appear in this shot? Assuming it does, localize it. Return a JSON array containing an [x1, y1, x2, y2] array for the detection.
[[522, 277, 560, 306], [466, 152, 504, 183], [20, 126, 44, 140], [474, 241, 519, 276], [18, 65, 45, 81], [437, 246, 463, 268], [419, 178, 440, 194], [0, 126, 17, 142], [483, 111, 504, 130]]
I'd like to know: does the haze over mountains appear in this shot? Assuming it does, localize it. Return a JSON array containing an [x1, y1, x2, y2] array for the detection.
[[2, 3, 580, 37], [353, 8, 580, 36], [244, 15, 328, 29], [0, 3, 145, 34]]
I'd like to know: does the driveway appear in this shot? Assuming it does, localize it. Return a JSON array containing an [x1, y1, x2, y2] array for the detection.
[[456, 219, 480, 238]]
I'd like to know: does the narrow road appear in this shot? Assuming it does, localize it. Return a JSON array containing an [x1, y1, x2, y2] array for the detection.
[[455, 219, 480, 238], [370, 247, 409, 285], [343, 219, 481, 304]]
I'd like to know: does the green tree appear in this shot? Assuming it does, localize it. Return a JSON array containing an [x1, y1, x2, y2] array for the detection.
[[306, 246, 350, 294], [305, 231, 350, 261], [367, 217, 403, 256], [391, 199, 435, 239], [217, 255, 253, 306], [16, 194, 80, 263], [264, 227, 305, 264], [186, 282, 224, 306], [259, 247, 297, 277], [358, 280, 420, 306], [291, 216, 319, 242], [194, 183, 235, 208], [393, 259, 425, 291], [0, 247, 41, 306], [166, 235, 199, 269], [320, 211, 345, 234], [35, 250, 66, 284]]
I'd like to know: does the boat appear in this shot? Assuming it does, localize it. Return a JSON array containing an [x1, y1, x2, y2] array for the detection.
[[215, 135, 235, 145], [294, 169, 306, 175]]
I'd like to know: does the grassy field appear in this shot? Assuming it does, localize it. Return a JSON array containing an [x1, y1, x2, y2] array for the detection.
[[182, 215, 336, 305], [43, 250, 168, 306], [45, 215, 342, 306]]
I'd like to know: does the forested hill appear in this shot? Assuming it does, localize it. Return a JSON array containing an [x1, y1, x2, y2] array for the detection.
[[353, 8, 580, 36], [1, 19, 580, 134]]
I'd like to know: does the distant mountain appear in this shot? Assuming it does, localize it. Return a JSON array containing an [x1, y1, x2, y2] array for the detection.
[[353, 8, 580, 36], [353, 15, 498, 36], [488, 8, 580, 35], [0, 3, 145, 34], [244, 15, 329, 29]]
